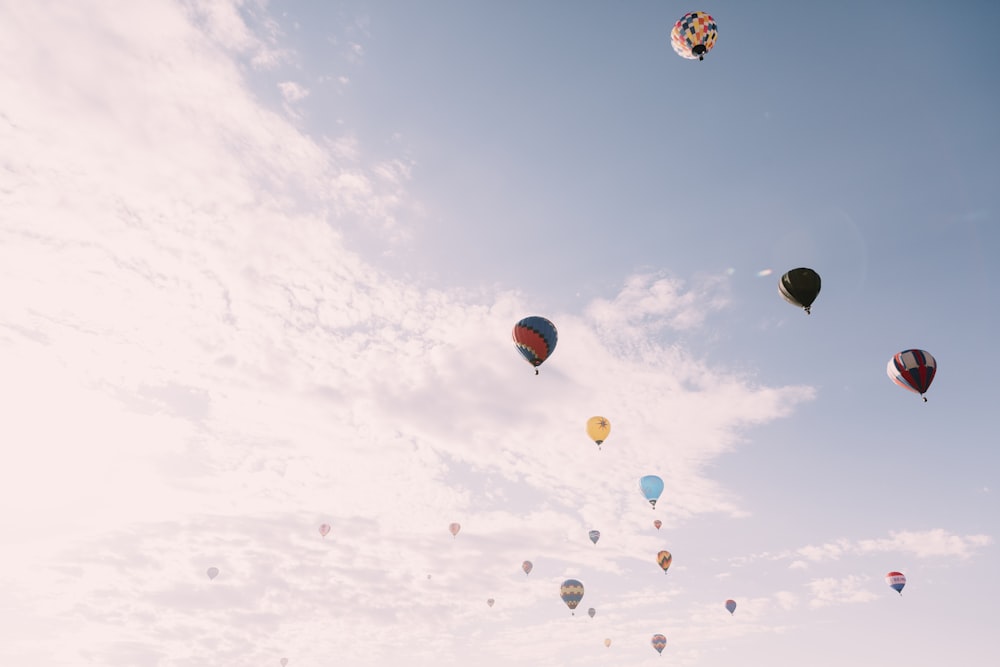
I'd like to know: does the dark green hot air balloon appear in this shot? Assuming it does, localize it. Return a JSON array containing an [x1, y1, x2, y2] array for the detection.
[[779, 268, 821, 314]]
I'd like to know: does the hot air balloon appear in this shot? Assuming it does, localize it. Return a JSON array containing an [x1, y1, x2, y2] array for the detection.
[[651, 634, 667, 655], [487, 598, 495, 607], [560, 579, 584, 614], [588, 607, 596, 618], [512, 316, 558, 374], [657, 550, 672, 574], [779, 268, 822, 314], [586, 416, 610, 449], [604, 638, 612, 648], [886, 571, 906, 595], [640, 475, 664, 509], [522, 560, 533, 576], [318, 523, 331, 538], [206, 567, 219, 580], [670, 11, 717, 61], [653, 519, 662, 530], [589, 529, 601, 545], [449, 522, 461, 538], [887, 350, 936, 401], [280, 660, 288, 667], [725, 599, 737, 615]]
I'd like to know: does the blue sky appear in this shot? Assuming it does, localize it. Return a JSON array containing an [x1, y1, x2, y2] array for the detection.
[[1, 1, 998, 665]]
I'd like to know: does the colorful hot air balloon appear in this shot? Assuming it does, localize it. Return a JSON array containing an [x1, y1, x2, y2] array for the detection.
[[887, 350, 936, 401], [487, 598, 495, 607], [725, 599, 737, 615], [640, 475, 664, 509], [586, 416, 610, 449], [318, 523, 331, 538], [657, 550, 672, 574], [670, 11, 717, 61], [651, 634, 667, 654], [206, 567, 219, 580], [588, 607, 596, 618], [653, 519, 662, 530], [886, 571, 906, 595], [522, 560, 533, 576], [560, 579, 584, 614], [779, 268, 822, 314], [589, 529, 601, 545], [512, 316, 558, 374], [449, 522, 461, 538], [604, 638, 612, 648]]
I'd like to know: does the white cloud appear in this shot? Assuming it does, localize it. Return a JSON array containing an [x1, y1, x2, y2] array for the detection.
[[806, 575, 878, 608], [278, 80, 310, 103], [0, 2, 818, 665]]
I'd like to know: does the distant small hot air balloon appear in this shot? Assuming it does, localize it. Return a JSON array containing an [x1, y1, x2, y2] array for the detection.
[[653, 519, 662, 530], [657, 550, 672, 574], [586, 416, 610, 449], [651, 634, 667, 655], [449, 522, 461, 538], [779, 268, 822, 314], [487, 598, 495, 608], [604, 638, 612, 648], [319, 523, 331, 538], [725, 599, 737, 615], [206, 567, 219, 580], [280, 659, 288, 667], [588, 607, 596, 618], [886, 571, 906, 595], [512, 316, 558, 374], [887, 350, 936, 401], [589, 529, 601, 545], [560, 579, 584, 614], [670, 11, 717, 61], [640, 475, 664, 509], [522, 560, 533, 576]]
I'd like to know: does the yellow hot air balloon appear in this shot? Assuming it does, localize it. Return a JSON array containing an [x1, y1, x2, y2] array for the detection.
[[586, 416, 611, 449], [604, 638, 612, 648]]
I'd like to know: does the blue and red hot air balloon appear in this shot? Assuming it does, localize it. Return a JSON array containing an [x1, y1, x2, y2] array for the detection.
[[512, 316, 558, 375]]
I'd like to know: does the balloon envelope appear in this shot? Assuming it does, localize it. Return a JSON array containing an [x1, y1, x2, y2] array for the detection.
[[318, 523, 331, 537], [560, 579, 584, 613], [657, 550, 672, 574], [589, 529, 601, 545], [522, 560, 533, 576], [588, 607, 596, 618], [640, 475, 664, 508], [779, 268, 821, 314], [887, 350, 936, 400], [512, 316, 558, 371], [886, 571, 906, 595], [651, 634, 667, 654], [280, 660, 288, 667], [449, 522, 461, 537], [604, 638, 612, 648], [586, 416, 610, 447], [206, 567, 219, 580], [653, 519, 662, 530], [487, 598, 495, 607], [670, 11, 717, 60], [725, 599, 737, 614]]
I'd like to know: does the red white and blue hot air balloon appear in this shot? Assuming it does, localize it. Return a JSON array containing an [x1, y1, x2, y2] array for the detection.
[[887, 349, 936, 401], [886, 571, 906, 595]]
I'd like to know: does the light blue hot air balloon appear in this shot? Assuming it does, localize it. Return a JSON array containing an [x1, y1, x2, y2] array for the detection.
[[640, 475, 664, 509], [588, 529, 601, 545]]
